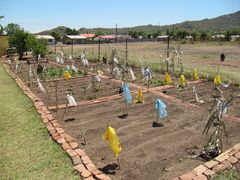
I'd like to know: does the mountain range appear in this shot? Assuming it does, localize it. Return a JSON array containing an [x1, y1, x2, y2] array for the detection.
[[38, 11, 240, 35]]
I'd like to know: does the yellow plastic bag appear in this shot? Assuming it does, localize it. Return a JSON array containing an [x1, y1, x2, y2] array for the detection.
[[103, 126, 121, 157], [134, 89, 144, 104], [193, 68, 199, 80], [179, 74, 186, 87], [214, 75, 222, 85], [165, 72, 172, 84], [64, 70, 71, 80]]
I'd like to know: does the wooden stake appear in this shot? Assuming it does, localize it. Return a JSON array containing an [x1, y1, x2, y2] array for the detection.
[[61, 102, 68, 121], [117, 157, 121, 169], [147, 80, 150, 92], [55, 80, 58, 111], [82, 129, 87, 145]]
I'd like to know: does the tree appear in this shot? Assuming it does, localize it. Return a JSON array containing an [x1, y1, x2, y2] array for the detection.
[[50, 31, 61, 41], [4, 23, 20, 35], [0, 16, 4, 34], [27, 34, 47, 60], [95, 31, 104, 36], [8, 28, 30, 59], [190, 32, 198, 41], [200, 32, 207, 41], [225, 30, 231, 41], [65, 28, 79, 35]]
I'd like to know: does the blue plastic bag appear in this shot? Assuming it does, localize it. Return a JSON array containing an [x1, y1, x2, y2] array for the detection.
[[122, 83, 132, 104], [155, 99, 167, 118]]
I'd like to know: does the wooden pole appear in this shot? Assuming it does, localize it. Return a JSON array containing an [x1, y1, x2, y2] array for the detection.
[[55, 80, 58, 111], [147, 79, 150, 92], [71, 39, 73, 56], [166, 29, 170, 73], [98, 39, 101, 61], [125, 38, 128, 61], [117, 157, 121, 169], [115, 24, 118, 43], [61, 102, 68, 121]]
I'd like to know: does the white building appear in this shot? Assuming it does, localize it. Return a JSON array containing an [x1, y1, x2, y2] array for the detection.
[[35, 35, 55, 45]]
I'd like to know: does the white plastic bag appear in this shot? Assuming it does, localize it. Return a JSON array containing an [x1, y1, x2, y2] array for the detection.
[[60, 58, 64, 64], [56, 56, 60, 63], [71, 64, 78, 73], [129, 67, 136, 81], [67, 94, 77, 106], [37, 78, 45, 92]]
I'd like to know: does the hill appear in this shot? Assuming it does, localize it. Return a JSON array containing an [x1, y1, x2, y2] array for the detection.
[[37, 11, 240, 35]]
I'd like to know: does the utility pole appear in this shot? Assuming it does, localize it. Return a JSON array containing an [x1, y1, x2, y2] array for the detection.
[[71, 39, 73, 56], [98, 39, 101, 61], [166, 29, 170, 73], [115, 24, 118, 43], [125, 38, 128, 61]]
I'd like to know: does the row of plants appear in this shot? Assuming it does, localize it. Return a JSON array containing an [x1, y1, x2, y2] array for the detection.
[[40, 67, 84, 79]]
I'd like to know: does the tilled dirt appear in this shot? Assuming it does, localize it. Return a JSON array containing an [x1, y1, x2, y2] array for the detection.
[[6, 60, 240, 180], [52, 93, 240, 180], [166, 81, 240, 118]]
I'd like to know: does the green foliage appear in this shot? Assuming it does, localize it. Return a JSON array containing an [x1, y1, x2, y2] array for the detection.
[[8, 28, 30, 59], [50, 31, 61, 41], [65, 28, 78, 35], [27, 34, 47, 60], [4, 23, 20, 35], [149, 79, 166, 86], [41, 67, 83, 79], [0, 15, 4, 34], [95, 31, 104, 36], [212, 169, 240, 180]]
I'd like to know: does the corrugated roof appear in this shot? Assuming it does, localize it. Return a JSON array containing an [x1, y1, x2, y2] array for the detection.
[[35, 35, 55, 39], [66, 35, 87, 39], [80, 34, 96, 38]]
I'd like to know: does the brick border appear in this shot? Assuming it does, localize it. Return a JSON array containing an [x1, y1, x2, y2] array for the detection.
[[2, 63, 110, 180], [175, 143, 240, 180]]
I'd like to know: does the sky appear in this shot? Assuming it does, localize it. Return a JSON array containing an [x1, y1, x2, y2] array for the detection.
[[0, 0, 240, 33]]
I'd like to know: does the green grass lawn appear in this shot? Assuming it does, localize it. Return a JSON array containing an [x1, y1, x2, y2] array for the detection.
[[212, 168, 240, 180], [0, 63, 79, 179]]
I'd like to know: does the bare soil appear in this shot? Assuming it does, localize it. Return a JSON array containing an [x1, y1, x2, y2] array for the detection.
[[6, 60, 240, 180]]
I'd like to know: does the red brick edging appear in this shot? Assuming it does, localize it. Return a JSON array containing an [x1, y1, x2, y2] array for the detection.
[[175, 143, 240, 180], [2, 63, 110, 180]]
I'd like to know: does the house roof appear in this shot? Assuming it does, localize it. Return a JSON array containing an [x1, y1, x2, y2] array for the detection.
[[156, 35, 168, 39], [65, 35, 87, 39], [98, 35, 116, 39], [35, 35, 55, 39], [80, 34, 96, 38]]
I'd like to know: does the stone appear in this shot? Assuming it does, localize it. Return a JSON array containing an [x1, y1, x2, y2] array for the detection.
[[221, 160, 233, 169], [227, 156, 239, 164], [64, 134, 74, 142], [179, 171, 196, 180], [56, 128, 64, 134], [49, 129, 56, 135], [204, 160, 219, 169], [193, 174, 207, 180], [192, 165, 208, 175], [74, 164, 86, 173], [75, 148, 86, 156], [81, 169, 91, 178], [47, 114, 54, 121], [214, 153, 229, 162], [52, 122, 61, 128], [203, 169, 216, 178], [234, 152, 240, 160], [72, 156, 82, 165], [62, 142, 71, 150], [212, 163, 226, 173], [69, 141, 79, 149]]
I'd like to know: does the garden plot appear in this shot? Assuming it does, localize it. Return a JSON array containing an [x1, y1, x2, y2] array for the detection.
[[50, 92, 240, 180], [166, 81, 240, 117]]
